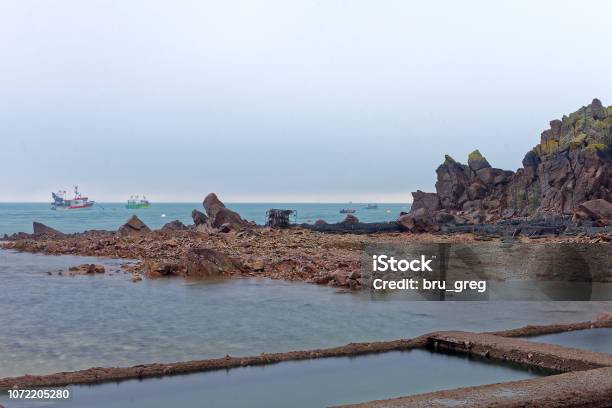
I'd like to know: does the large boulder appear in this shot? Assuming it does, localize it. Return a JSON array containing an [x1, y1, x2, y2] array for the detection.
[[410, 190, 440, 213], [33, 222, 64, 237], [203, 193, 225, 213], [398, 208, 439, 232], [161, 220, 188, 231], [202, 193, 250, 230], [118, 215, 151, 235], [191, 209, 208, 225], [574, 199, 612, 225], [183, 248, 243, 277]]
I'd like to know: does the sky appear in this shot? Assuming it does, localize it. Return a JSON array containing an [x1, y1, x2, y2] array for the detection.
[[1, 0, 611, 203]]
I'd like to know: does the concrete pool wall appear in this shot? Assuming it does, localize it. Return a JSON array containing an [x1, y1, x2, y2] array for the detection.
[[1, 318, 611, 408]]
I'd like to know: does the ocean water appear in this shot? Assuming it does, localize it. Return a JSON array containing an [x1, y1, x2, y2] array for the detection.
[[0, 203, 410, 236], [526, 328, 612, 353], [1, 249, 610, 379], [0, 350, 548, 408]]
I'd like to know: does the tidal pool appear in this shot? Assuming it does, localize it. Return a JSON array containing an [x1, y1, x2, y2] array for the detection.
[[1, 249, 610, 378], [0, 349, 549, 408], [526, 328, 612, 353]]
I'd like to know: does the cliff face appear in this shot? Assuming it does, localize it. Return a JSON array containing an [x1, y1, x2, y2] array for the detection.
[[401, 99, 612, 231]]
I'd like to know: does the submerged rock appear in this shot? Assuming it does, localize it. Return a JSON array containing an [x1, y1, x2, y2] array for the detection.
[[146, 261, 182, 277], [68, 264, 105, 274], [118, 215, 151, 235]]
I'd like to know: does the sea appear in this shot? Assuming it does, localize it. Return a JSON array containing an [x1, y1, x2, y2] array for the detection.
[[1, 249, 609, 379], [0, 202, 410, 236]]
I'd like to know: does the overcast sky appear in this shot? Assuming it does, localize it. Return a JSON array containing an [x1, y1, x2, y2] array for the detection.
[[1, 0, 611, 202]]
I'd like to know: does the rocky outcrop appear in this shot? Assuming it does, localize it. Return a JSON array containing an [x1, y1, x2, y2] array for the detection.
[[201, 193, 250, 231], [160, 220, 188, 231], [341, 214, 359, 224], [410, 190, 440, 213], [402, 99, 612, 231], [184, 247, 244, 277], [574, 199, 612, 226], [146, 261, 183, 277], [33, 222, 64, 237], [68, 264, 105, 274], [118, 215, 151, 235], [398, 208, 439, 233], [191, 209, 208, 226]]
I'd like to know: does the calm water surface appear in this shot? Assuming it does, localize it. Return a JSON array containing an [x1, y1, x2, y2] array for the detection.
[[527, 328, 612, 353], [1, 249, 610, 379], [0, 350, 549, 408]]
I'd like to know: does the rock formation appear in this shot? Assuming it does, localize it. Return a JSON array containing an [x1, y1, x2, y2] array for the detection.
[[574, 199, 612, 226], [402, 99, 612, 231], [160, 220, 189, 231], [201, 193, 250, 231], [33, 222, 64, 237], [341, 214, 359, 224], [184, 247, 244, 277], [68, 264, 105, 274], [191, 209, 208, 226], [118, 215, 151, 235]]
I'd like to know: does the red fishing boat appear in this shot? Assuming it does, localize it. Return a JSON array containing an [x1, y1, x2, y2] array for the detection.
[[51, 186, 95, 210]]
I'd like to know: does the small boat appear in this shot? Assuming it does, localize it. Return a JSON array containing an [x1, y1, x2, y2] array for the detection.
[[126, 195, 150, 209], [365, 204, 378, 209], [51, 186, 95, 210], [340, 208, 356, 214]]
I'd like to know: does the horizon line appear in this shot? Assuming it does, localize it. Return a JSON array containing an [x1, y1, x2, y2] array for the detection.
[[0, 201, 412, 204]]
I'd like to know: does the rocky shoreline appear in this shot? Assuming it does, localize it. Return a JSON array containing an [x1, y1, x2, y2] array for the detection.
[[1, 192, 610, 290], [0, 215, 484, 289]]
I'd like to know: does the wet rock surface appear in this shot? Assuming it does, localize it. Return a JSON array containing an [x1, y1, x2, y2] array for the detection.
[[184, 247, 243, 277], [1, 222, 489, 289], [68, 264, 106, 274]]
